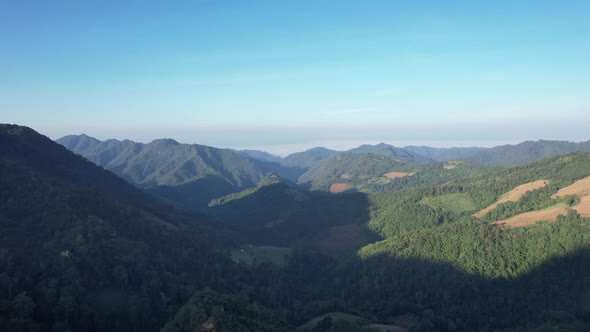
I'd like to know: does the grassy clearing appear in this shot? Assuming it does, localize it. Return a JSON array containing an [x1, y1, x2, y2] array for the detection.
[[420, 192, 476, 214], [230, 245, 292, 267]]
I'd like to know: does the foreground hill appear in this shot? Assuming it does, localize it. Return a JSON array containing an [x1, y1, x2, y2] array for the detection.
[[57, 134, 266, 210], [369, 152, 590, 237], [212, 151, 590, 330], [463, 139, 590, 165], [0, 125, 287, 331]]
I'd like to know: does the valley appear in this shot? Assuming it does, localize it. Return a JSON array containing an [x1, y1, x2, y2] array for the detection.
[[3, 125, 590, 331]]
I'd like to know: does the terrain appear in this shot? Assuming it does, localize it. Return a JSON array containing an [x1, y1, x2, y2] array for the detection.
[[57, 135, 266, 211], [3, 125, 590, 331]]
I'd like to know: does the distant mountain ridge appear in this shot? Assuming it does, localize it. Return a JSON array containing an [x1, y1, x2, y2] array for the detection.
[[58, 135, 590, 201], [280, 147, 339, 169], [463, 140, 590, 165], [234, 149, 282, 163], [297, 152, 410, 191], [403, 145, 488, 162], [347, 143, 436, 164]]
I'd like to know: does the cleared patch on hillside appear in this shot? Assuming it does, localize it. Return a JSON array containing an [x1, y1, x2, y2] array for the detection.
[[384, 172, 415, 179], [443, 160, 463, 170], [330, 183, 352, 193], [574, 195, 590, 217], [473, 180, 550, 218], [492, 204, 568, 228], [552, 175, 590, 199], [420, 193, 476, 214], [230, 245, 291, 267]]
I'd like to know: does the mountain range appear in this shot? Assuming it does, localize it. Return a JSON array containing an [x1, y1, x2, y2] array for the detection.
[[58, 135, 590, 207], [5, 125, 590, 331]]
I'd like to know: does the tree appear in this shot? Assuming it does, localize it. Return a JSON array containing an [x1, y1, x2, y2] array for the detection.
[[12, 292, 35, 319]]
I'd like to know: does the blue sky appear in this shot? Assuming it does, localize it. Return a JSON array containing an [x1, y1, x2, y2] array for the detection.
[[1, 1, 589, 155]]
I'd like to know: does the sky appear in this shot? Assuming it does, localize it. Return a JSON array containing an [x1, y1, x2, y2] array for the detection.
[[1, 0, 589, 155]]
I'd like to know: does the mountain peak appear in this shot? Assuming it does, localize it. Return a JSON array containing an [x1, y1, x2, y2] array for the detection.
[[150, 138, 180, 146]]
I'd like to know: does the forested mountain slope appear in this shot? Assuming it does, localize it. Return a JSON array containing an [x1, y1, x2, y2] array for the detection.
[[297, 153, 408, 191], [0, 125, 282, 331], [57, 134, 266, 210], [347, 143, 435, 164], [403, 145, 488, 162], [463, 139, 590, 165], [11, 125, 590, 331], [280, 147, 339, 169], [368, 152, 590, 238]]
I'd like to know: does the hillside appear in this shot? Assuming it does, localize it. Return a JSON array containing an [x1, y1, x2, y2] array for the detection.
[[403, 145, 487, 162], [208, 181, 375, 253], [297, 153, 409, 191], [463, 139, 590, 165], [347, 143, 435, 164], [6, 125, 590, 331], [369, 152, 590, 237], [57, 134, 266, 210], [280, 147, 339, 169], [0, 125, 265, 331], [235, 149, 282, 163]]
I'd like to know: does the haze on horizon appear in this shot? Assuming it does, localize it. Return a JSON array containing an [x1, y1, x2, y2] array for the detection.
[[1, 1, 589, 155]]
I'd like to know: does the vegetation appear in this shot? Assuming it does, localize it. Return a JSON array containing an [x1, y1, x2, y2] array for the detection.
[[346, 143, 435, 164], [6, 125, 590, 331], [161, 288, 289, 332], [57, 134, 266, 210], [464, 139, 590, 165], [298, 153, 407, 191], [279, 147, 339, 169], [403, 145, 488, 162]]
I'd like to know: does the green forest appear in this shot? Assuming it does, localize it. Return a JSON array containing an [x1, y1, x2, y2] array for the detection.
[[3, 125, 590, 331]]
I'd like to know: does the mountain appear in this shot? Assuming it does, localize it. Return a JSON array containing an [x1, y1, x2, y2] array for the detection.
[[280, 147, 339, 169], [7, 124, 590, 331], [235, 149, 281, 163], [297, 152, 410, 191], [463, 139, 590, 165], [57, 134, 267, 210], [0, 124, 248, 331], [369, 151, 590, 237], [403, 145, 488, 162], [346, 143, 435, 164]]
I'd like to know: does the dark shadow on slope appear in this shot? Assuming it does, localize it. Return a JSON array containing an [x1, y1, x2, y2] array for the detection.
[[247, 159, 307, 183], [292, 247, 590, 331], [146, 175, 244, 212], [207, 183, 377, 252]]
